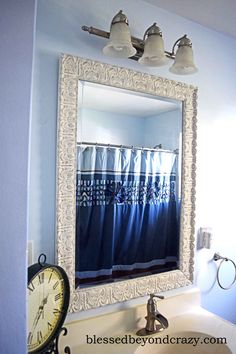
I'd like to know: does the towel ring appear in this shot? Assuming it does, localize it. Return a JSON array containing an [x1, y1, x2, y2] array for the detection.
[[213, 253, 236, 290]]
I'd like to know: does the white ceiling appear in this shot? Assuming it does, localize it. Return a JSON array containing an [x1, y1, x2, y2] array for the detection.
[[144, 0, 236, 39]]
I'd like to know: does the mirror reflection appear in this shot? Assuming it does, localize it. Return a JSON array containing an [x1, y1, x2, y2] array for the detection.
[[75, 82, 182, 288]]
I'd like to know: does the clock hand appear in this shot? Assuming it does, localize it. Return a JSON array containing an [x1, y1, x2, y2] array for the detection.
[[43, 293, 49, 304], [31, 308, 43, 334], [31, 294, 50, 334], [41, 293, 49, 319]]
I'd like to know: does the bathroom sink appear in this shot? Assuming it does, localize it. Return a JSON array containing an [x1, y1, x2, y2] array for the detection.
[[61, 289, 236, 354], [134, 330, 232, 354]]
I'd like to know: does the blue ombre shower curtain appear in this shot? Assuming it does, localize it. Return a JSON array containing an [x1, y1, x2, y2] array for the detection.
[[75, 145, 179, 283]]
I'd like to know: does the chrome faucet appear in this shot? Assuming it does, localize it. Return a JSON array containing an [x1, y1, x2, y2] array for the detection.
[[136, 294, 169, 336]]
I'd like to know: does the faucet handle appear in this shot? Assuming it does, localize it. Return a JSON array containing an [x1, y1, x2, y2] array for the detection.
[[149, 294, 164, 300], [148, 294, 165, 310]]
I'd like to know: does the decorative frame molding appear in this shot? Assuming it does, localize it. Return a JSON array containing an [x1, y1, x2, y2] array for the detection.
[[56, 54, 197, 312]]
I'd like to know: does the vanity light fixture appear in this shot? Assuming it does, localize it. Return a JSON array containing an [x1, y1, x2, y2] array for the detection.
[[103, 10, 136, 58], [82, 10, 198, 75]]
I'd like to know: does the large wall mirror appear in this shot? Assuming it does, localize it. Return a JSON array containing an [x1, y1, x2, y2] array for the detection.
[[56, 54, 197, 312]]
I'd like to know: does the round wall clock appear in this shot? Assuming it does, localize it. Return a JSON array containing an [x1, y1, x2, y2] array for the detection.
[[27, 254, 70, 353]]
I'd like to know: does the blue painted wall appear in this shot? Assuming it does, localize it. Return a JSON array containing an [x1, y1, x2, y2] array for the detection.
[[0, 1, 36, 352]]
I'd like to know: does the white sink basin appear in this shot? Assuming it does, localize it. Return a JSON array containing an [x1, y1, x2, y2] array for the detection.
[[135, 330, 232, 354]]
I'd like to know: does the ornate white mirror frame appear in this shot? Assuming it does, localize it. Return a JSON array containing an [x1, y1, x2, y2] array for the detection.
[[56, 54, 197, 312]]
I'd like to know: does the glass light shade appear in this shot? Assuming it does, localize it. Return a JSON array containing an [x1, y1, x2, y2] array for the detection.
[[138, 34, 168, 67], [169, 45, 198, 75], [103, 22, 136, 58]]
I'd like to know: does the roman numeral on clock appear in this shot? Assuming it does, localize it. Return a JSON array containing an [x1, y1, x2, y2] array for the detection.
[[48, 272, 53, 284], [47, 321, 53, 331], [53, 280, 59, 290], [28, 283, 35, 292], [37, 330, 43, 343], [53, 308, 62, 316], [55, 293, 62, 302], [38, 273, 44, 284], [27, 332, 33, 345]]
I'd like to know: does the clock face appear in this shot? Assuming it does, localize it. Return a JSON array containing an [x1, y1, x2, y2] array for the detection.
[[27, 266, 68, 353]]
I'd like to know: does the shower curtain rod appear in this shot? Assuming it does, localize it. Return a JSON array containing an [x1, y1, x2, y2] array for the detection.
[[77, 141, 179, 154]]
